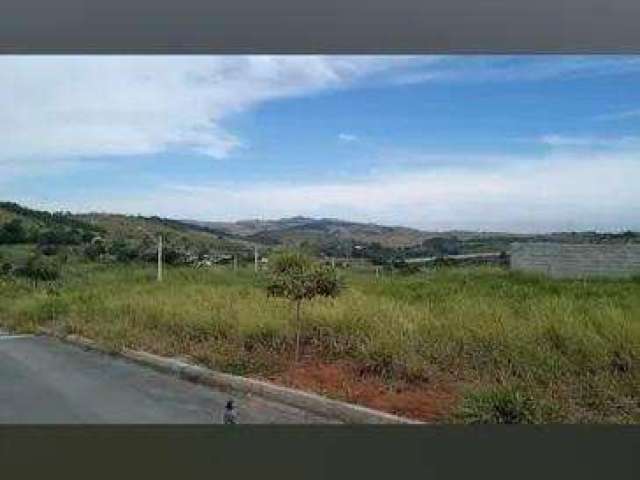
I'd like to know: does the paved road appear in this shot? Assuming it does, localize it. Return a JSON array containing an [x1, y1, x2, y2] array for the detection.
[[0, 331, 336, 424]]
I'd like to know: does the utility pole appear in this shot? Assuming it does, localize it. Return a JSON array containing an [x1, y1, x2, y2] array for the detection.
[[254, 245, 259, 273], [157, 234, 163, 282], [233, 254, 238, 273]]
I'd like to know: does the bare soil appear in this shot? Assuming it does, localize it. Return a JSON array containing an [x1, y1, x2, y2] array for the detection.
[[263, 359, 460, 422]]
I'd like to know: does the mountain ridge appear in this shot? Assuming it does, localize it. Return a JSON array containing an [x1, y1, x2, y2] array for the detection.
[[180, 216, 531, 248], [2, 202, 638, 256]]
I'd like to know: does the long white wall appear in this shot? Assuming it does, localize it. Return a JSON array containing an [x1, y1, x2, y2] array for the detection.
[[510, 243, 640, 279]]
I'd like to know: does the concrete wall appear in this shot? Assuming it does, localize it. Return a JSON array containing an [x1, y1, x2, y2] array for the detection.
[[510, 242, 640, 279]]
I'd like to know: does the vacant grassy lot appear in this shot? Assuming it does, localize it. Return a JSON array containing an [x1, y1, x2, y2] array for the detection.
[[1, 262, 639, 423]]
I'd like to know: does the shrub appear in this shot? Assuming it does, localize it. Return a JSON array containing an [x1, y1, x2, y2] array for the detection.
[[108, 239, 139, 263], [38, 242, 60, 256], [16, 253, 61, 287], [458, 386, 539, 424], [84, 237, 107, 261], [0, 261, 13, 276], [396, 262, 422, 276], [0, 218, 28, 244]]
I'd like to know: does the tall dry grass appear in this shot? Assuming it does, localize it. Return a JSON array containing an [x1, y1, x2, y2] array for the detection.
[[1, 263, 639, 422]]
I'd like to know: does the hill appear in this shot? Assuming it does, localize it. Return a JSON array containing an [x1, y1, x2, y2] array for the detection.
[[3, 202, 638, 263], [183, 216, 640, 264], [74, 213, 251, 253], [186, 216, 434, 248], [0, 203, 255, 265], [0, 202, 101, 245]]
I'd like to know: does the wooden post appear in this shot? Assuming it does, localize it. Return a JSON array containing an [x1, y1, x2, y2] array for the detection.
[[157, 234, 163, 282], [254, 246, 258, 273], [233, 254, 238, 273]]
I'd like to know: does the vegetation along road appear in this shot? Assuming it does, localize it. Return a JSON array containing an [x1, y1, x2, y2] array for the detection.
[[1, 202, 639, 423]]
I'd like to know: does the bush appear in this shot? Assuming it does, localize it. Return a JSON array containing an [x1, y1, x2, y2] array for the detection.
[[0, 218, 28, 244], [16, 254, 61, 287], [0, 250, 13, 275], [108, 239, 139, 263], [38, 242, 60, 256], [458, 386, 539, 424], [0, 261, 13, 276], [162, 245, 191, 265], [396, 262, 422, 276], [84, 237, 107, 261]]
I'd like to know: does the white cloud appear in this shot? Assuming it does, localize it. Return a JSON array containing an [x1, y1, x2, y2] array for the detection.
[[594, 109, 640, 122], [538, 134, 640, 149], [5, 55, 640, 232], [338, 133, 358, 142], [46, 149, 640, 233], [392, 56, 640, 86], [3, 55, 637, 176], [0, 55, 421, 169]]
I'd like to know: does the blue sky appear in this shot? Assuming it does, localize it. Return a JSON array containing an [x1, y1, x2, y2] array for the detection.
[[1, 55, 640, 232]]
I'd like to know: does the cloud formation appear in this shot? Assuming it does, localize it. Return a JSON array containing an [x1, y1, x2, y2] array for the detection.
[[50, 147, 640, 233], [538, 134, 640, 149], [1, 56, 420, 167], [4, 56, 640, 232], [391, 56, 640, 86], [338, 133, 358, 142], [595, 109, 640, 122], [3, 55, 636, 171]]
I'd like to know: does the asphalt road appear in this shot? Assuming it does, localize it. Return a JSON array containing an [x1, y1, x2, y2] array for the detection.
[[0, 331, 336, 424]]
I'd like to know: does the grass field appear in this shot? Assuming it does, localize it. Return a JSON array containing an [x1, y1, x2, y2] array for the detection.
[[1, 260, 639, 423]]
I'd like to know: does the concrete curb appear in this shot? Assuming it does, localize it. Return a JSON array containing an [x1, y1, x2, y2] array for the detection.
[[37, 328, 422, 424]]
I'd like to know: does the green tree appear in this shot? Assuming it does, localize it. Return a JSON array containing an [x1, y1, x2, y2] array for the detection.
[[108, 238, 139, 263], [266, 250, 343, 362], [162, 244, 189, 265], [0, 218, 28, 244]]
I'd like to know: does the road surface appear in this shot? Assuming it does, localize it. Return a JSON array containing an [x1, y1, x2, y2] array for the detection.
[[0, 331, 336, 424]]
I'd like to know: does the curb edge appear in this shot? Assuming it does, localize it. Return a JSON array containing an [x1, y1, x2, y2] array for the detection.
[[37, 328, 423, 424]]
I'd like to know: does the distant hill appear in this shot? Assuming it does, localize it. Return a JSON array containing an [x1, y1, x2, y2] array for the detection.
[[182, 216, 640, 261], [0, 202, 100, 245], [2, 202, 638, 262], [73, 213, 253, 253], [185, 216, 435, 248], [0, 202, 252, 255], [0, 202, 98, 232]]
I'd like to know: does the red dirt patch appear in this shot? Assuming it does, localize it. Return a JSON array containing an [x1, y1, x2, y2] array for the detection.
[[263, 360, 460, 422]]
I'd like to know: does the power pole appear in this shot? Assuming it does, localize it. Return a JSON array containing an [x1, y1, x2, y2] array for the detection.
[[157, 234, 163, 282], [233, 254, 238, 273], [254, 245, 259, 273]]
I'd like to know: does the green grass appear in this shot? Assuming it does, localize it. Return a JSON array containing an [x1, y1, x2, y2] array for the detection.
[[1, 263, 639, 423], [0, 244, 37, 263]]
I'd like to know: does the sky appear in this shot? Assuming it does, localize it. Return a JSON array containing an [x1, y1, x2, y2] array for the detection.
[[1, 55, 640, 233]]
